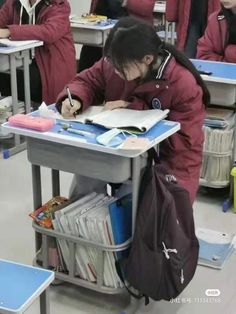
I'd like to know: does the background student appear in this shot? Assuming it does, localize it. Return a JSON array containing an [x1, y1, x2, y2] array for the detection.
[[197, 0, 236, 62], [78, 0, 156, 72], [56, 17, 210, 204], [0, 0, 76, 106], [166, 0, 220, 58]]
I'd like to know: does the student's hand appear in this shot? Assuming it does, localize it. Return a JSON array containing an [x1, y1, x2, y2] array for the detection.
[[104, 100, 129, 110], [61, 98, 81, 118], [0, 28, 10, 38]]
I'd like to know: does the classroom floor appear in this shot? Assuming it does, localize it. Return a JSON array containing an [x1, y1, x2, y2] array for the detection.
[[0, 150, 236, 314]]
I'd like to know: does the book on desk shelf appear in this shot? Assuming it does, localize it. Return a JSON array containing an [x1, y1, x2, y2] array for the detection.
[[204, 107, 235, 129], [0, 39, 40, 47], [196, 228, 236, 269], [61, 106, 169, 134]]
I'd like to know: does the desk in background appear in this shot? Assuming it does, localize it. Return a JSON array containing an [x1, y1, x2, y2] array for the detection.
[[0, 40, 43, 158], [191, 59, 236, 209], [70, 21, 115, 47], [0, 259, 54, 314]]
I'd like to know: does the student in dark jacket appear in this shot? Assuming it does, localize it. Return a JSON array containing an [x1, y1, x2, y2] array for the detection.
[[166, 0, 220, 58], [78, 0, 156, 72], [197, 1, 236, 62], [56, 17, 210, 204], [0, 0, 76, 105]]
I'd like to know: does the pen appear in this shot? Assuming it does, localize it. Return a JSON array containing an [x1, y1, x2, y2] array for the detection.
[[66, 86, 76, 117]]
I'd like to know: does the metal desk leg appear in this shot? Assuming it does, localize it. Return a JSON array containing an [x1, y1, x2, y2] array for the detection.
[[10, 53, 20, 146], [51, 169, 60, 197], [32, 164, 42, 252], [131, 156, 141, 235], [40, 288, 50, 314], [22, 49, 31, 113], [3, 53, 27, 158], [121, 156, 142, 314]]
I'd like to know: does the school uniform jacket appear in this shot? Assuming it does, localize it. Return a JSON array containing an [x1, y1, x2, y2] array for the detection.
[[90, 0, 156, 24], [197, 10, 236, 63], [0, 0, 76, 104], [166, 0, 220, 50], [57, 54, 205, 203]]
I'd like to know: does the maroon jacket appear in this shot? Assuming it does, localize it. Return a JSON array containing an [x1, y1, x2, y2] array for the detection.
[[57, 54, 205, 203], [166, 0, 220, 50], [90, 0, 156, 24], [197, 10, 236, 62], [0, 0, 76, 104]]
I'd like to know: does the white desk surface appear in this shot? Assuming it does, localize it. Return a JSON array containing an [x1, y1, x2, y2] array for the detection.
[[0, 40, 43, 54], [2, 118, 180, 158], [70, 22, 115, 31], [0, 259, 54, 314], [191, 59, 236, 85]]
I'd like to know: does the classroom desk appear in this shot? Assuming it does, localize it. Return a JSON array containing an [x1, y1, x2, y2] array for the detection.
[[0, 40, 43, 157], [153, 1, 176, 44], [2, 115, 180, 298], [70, 22, 115, 47], [191, 59, 236, 106], [0, 259, 54, 314]]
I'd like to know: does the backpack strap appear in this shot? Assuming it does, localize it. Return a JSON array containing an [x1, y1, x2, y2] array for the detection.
[[147, 147, 160, 165], [115, 260, 150, 305]]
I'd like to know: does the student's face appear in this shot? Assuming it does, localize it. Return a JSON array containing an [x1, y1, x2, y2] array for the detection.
[[220, 0, 236, 9], [114, 55, 154, 81]]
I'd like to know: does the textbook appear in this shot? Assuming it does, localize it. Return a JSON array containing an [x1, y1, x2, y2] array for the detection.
[[64, 106, 169, 134], [196, 228, 235, 269], [0, 39, 40, 47]]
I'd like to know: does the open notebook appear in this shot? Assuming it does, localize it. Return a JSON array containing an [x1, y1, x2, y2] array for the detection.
[[62, 106, 169, 134]]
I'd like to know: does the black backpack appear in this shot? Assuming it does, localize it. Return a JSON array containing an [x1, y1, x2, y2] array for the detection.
[[117, 148, 199, 302]]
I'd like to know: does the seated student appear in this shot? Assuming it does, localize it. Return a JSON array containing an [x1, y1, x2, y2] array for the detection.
[[78, 0, 156, 72], [166, 0, 220, 58], [56, 17, 210, 204], [197, 0, 236, 62], [0, 0, 76, 106]]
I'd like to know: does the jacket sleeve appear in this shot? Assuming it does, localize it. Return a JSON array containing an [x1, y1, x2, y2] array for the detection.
[[8, 1, 71, 43], [196, 14, 225, 61], [165, 0, 179, 22], [224, 44, 236, 63], [56, 58, 107, 112], [0, 0, 13, 27], [125, 0, 155, 19]]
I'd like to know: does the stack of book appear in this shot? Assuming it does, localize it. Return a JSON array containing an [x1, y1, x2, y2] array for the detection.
[[196, 228, 235, 269], [50, 192, 132, 288], [201, 107, 235, 184]]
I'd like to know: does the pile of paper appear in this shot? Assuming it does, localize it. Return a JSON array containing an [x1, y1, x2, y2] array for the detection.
[[52, 192, 132, 288]]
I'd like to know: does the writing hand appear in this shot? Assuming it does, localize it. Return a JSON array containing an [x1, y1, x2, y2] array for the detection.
[[104, 100, 129, 111], [61, 98, 81, 118]]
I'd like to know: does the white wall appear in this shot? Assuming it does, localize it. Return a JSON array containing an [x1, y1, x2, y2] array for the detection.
[[69, 0, 90, 15], [68, 0, 91, 58]]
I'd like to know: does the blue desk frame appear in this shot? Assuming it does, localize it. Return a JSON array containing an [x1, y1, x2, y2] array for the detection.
[[0, 259, 54, 314]]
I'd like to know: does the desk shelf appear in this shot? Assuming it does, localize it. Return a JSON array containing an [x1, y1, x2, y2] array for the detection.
[[33, 222, 130, 294]]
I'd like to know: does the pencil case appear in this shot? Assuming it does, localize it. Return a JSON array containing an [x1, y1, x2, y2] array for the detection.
[[8, 114, 54, 131]]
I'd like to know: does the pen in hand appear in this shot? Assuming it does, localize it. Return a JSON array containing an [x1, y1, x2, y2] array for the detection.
[[66, 86, 77, 118]]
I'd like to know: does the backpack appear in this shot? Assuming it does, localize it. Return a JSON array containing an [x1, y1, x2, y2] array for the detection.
[[117, 148, 199, 302]]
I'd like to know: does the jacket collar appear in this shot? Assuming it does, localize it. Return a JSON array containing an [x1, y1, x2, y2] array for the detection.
[[155, 50, 172, 80]]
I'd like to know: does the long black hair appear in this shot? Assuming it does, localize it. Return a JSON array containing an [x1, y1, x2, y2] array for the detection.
[[104, 17, 210, 106]]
